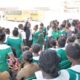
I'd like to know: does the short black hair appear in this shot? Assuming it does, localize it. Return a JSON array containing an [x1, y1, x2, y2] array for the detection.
[[5, 28, 10, 34], [18, 24, 23, 29], [23, 50, 33, 63], [0, 28, 5, 42], [67, 22, 71, 27], [48, 38, 56, 48], [40, 23, 44, 27], [76, 32, 80, 39], [66, 43, 80, 60], [31, 44, 41, 54], [58, 36, 66, 48], [13, 29, 19, 37], [67, 36, 76, 43], [39, 50, 61, 78], [34, 25, 38, 29]]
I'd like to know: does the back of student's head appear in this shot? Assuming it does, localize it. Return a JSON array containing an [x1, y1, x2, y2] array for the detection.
[[13, 29, 19, 37], [23, 50, 33, 63], [76, 32, 80, 39], [40, 23, 44, 27], [5, 28, 10, 34], [48, 38, 56, 48], [39, 50, 61, 78], [31, 44, 42, 54], [0, 28, 5, 42], [66, 43, 80, 60], [67, 35, 76, 43], [34, 24, 38, 31], [18, 24, 23, 29], [58, 36, 66, 48]]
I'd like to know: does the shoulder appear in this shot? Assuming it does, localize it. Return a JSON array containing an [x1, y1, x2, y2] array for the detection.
[[9, 36, 20, 40], [24, 63, 39, 71], [59, 70, 70, 80], [0, 44, 11, 50]]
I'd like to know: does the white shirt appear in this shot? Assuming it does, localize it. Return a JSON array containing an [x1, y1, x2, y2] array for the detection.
[[34, 65, 80, 80], [29, 29, 33, 41], [19, 29, 26, 40], [34, 70, 69, 80], [47, 28, 53, 37], [4, 34, 10, 43]]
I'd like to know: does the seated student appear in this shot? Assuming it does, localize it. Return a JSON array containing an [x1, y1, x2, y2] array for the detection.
[[65, 43, 80, 80], [0, 28, 15, 72], [75, 32, 80, 46], [7, 29, 23, 61], [16, 51, 39, 80], [48, 38, 56, 50], [65, 35, 76, 47], [35, 50, 69, 80], [31, 44, 42, 63], [0, 71, 10, 80], [56, 36, 71, 69]]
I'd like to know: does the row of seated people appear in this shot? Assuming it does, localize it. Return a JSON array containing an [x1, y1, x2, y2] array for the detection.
[[0, 19, 80, 80]]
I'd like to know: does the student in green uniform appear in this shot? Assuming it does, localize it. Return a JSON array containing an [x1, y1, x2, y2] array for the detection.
[[44, 35, 49, 50], [48, 38, 56, 50], [35, 50, 63, 80], [40, 23, 46, 37], [7, 29, 23, 61], [57, 36, 71, 69], [32, 25, 38, 44], [37, 26, 44, 48], [0, 28, 15, 72], [65, 43, 80, 80], [50, 20, 58, 40], [31, 44, 42, 64], [65, 35, 76, 47]]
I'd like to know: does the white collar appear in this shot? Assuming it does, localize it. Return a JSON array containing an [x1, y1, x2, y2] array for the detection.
[[56, 47, 65, 51], [0, 44, 10, 49], [9, 36, 19, 39], [70, 65, 80, 73], [33, 56, 39, 60]]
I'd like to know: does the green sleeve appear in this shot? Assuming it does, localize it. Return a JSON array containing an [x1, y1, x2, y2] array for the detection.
[[20, 39, 24, 46], [57, 49, 68, 61], [7, 47, 13, 55]]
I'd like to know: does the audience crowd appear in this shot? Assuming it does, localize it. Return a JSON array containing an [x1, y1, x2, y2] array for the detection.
[[0, 19, 80, 80]]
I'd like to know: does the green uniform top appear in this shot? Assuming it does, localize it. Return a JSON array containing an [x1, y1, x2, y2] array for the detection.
[[44, 35, 49, 49], [67, 65, 80, 80], [43, 27, 46, 33], [57, 48, 71, 69], [0, 44, 12, 72], [37, 31, 44, 47], [59, 29, 66, 36], [7, 36, 23, 59], [43, 27, 46, 37], [52, 31, 60, 40], [33, 31, 44, 47], [33, 56, 39, 64], [33, 31, 39, 44]]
